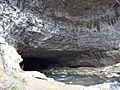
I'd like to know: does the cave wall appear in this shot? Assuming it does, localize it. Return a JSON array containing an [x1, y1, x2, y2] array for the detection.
[[0, 0, 120, 67]]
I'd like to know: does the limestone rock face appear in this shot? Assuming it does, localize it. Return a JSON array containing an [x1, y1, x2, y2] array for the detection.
[[0, 52, 5, 79], [0, 37, 22, 75], [0, 0, 120, 67]]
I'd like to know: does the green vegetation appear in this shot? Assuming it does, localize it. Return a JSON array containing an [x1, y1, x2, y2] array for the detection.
[[7, 83, 24, 90]]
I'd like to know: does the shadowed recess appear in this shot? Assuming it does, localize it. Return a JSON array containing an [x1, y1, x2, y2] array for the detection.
[[19, 57, 60, 72]]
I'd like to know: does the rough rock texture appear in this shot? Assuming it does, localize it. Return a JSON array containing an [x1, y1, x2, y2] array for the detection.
[[0, 37, 22, 75], [0, 51, 5, 79], [1, 0, 120, 67], [0, 36, 120, 90]]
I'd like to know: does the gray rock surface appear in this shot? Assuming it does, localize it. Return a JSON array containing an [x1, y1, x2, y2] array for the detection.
[[0, 36, 120, 90], [1, 0, 120, 67]]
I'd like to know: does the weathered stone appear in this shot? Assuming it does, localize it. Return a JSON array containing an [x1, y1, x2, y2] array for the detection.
[[0, 0, 120, 67], [0, 54, 5, 79], [0, 36, 120, 90], [0, 37, 22, 75], [15, 73, 120, 90]]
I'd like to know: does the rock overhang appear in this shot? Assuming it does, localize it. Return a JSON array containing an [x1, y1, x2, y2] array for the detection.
[[1, 0, 120, 67]]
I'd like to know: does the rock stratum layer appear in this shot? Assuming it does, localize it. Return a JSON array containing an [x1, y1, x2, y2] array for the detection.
[[0, 0, 120, 67]]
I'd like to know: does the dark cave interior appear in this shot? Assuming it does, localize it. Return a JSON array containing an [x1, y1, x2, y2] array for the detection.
[[19, 57, 60, 72]]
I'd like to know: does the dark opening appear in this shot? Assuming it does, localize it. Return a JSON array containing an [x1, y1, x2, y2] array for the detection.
[[19, 57, 96, 72], [20, 57, 60, 72]]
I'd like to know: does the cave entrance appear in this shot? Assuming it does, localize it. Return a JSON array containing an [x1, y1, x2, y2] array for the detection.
[[19, 54, 113, 86], [19, 57, 60, 72]]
